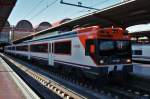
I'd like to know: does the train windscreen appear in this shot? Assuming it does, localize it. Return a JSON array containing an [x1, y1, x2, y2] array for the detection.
[[98, 40, 131, 64]]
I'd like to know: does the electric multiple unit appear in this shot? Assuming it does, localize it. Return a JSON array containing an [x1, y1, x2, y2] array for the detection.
[[5, 25, 133, 78], [132, 43, 150, 62]]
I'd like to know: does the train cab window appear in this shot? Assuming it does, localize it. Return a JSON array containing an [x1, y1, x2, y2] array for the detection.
[[99, 41, 114, 51], [54, 41, 71, 55], [116, 41, 130, 50], [31, 43, 48, 53]]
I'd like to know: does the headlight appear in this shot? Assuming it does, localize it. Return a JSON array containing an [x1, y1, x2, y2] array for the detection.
[[126, 59, 131, 63], [100, 60, 104, 64]]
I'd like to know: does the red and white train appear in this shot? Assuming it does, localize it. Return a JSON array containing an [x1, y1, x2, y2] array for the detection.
[[5, 25, 133, 79]]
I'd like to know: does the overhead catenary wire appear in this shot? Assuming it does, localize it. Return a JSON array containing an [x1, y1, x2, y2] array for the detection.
[[28, 0, 59, 21], [67, 0, 110, 18], [22, 0, 45, 20], [21, 0, 110, 26], [91, 0, 110, 7], [23, 0, 109, 21], [60, 0, 99, 10]]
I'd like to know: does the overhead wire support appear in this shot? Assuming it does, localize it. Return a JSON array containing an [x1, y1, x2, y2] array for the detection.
[[60, 0, 99, 11]]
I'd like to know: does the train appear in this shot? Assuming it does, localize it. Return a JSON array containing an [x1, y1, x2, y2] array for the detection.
[[132, 43, 150, 63], [4, 25, 133, 80]]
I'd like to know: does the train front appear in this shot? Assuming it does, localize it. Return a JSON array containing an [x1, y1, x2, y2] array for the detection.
[[87, 27, 133, 79]]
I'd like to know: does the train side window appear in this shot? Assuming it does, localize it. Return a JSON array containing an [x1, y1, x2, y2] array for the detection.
[[54, 41, 71, 55], [85, 39, 95, 56], [9, 47, 12, 50], [31, 43, 48, 53], [16, 45, 28, 51], [7, 47, 10, 50], [133, 50, 142, 55], [12, 46, 15, 50]]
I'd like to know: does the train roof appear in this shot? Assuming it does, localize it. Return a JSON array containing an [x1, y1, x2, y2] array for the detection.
[[13, 0, 150, 44]]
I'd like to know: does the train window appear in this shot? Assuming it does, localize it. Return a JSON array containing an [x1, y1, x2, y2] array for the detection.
[[132, 50, 142, 55], [99, 41, 114, 51], [16, 45, 28, 51], [54, 41, 71, 55], [8, 47, 12, 50], [7, 47, 11, 50], [116, 41, 130, 50], [12, 46, 15, 50], [31, 43, 48, 53]]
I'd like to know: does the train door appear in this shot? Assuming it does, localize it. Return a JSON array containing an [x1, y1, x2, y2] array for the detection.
[[14, 46, 16, 55], [48, 42, 54, 66], [28, 44, 31, 60]]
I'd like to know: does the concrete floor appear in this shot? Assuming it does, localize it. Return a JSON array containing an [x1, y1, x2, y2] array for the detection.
[[133, 63, 150, 77], [0, 58, 25, 99]]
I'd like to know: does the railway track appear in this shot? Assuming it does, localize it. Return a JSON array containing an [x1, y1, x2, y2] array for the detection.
[[102, 84, 150, 99], [2, 53, 150, 99], [0, 54, 85, 99]]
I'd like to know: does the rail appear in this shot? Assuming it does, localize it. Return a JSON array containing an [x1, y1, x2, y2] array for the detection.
[[0, 53, 86, 99]]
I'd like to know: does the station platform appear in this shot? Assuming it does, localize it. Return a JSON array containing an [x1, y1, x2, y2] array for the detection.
[[0, 54, 40, 99], [133, 63, 150, 77], [0, 57, 25, 99]]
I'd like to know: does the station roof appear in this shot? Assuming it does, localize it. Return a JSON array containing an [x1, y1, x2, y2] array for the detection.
[[13, 0, 150, 44], [0, 0, 17, 32], [130, 30, 150, 37], [55, 0, 150, 28]]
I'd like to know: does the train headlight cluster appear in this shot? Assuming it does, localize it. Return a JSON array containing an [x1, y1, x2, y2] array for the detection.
[[100, 60, 104, 64], [126, 59, 131, 63]]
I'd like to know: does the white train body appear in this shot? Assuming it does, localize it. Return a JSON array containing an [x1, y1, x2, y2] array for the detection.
[[132, 44, 150, 62], [4, 26, 133, 78]]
